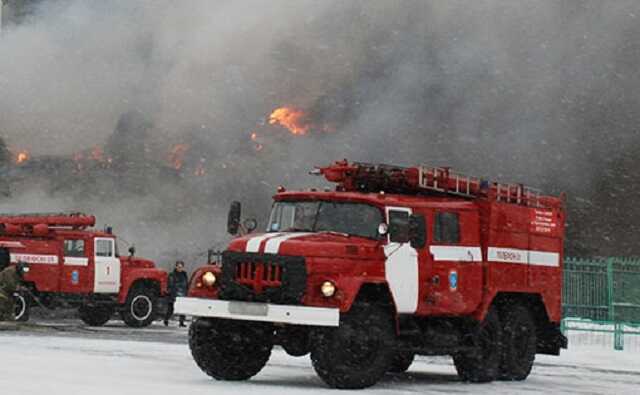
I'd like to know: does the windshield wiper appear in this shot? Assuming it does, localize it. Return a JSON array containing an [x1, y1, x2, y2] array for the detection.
[[317, 230, 351, 238], [281, 227, 313, 232]]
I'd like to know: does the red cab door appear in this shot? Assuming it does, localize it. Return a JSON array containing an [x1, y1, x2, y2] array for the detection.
[[422, 209, 483, 315], [60, 237, 93, 293]]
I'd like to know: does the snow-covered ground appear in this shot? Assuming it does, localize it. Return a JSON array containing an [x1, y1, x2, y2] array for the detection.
[[1, 323, 640, 395]]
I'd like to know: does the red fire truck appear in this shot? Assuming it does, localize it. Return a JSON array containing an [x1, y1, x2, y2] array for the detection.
[[176, 160, 567, 389], [0, 213, 168, 327]]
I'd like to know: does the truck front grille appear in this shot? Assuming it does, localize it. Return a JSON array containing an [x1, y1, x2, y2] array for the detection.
[[235, 261, 283, 293], [219, 251, 306, 305]]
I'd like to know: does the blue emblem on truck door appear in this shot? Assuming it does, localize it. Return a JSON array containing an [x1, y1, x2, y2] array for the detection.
[[71, 270, 79, 285], [449, 270, 458, 291]]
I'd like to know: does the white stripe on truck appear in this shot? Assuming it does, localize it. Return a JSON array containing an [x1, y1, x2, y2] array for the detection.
[[488, 247, 560, 267], [10, 253, 59, 265], [427, 246, 560, 267], [429, 246, 483, 262], [245, 233, 281, 253], [263, 233, 313, 254]]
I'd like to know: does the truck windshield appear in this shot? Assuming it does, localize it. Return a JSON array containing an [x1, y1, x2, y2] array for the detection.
[[267, 201, 383, 239]]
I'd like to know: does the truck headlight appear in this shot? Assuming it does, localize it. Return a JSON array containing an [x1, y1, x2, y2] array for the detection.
[[320, 281, 336, 297], [202, 272, 217, 287]]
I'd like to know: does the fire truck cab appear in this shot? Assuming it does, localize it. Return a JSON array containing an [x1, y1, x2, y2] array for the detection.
[[0, 213, 167, 327], [177, 160, 567, 389]]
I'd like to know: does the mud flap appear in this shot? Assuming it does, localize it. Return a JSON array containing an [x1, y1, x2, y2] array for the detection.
[[537, 323, 568, 355]]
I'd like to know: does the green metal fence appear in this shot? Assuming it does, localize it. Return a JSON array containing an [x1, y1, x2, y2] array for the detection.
[[562, 257, 640, 350], [560, 318, 640, 351]]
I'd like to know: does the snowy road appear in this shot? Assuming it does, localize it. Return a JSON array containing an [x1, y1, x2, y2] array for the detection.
[[1, 324, 639, 395]]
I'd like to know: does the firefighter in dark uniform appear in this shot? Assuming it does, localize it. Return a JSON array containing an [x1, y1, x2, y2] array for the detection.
[[164, 261, 189, 327], [0, 260, 29, 322], [0, 247, 12, 321]]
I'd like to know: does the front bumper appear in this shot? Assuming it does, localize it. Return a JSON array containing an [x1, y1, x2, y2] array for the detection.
[[174, 297, 340, 327]]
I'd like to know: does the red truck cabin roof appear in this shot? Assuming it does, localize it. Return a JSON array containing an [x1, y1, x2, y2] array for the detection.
[[54, 229, 116, 239], [275, 190, 478, 209]]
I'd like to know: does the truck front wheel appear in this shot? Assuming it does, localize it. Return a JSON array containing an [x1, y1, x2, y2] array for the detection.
[[121, 285, 158, 328], [188, 318, 273, 381], [13, 293, 30, 322], [499, 305, 537, 381], [78, 305, 114, 327], [310, 304, 395, 389], [453, 307, 503, 383]]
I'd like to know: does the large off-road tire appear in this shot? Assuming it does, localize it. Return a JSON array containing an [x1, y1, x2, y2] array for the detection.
[[78, 305, 114, 327], [279, 326, 311, 357], [388, 351, 415, 373], [453, 307, 503, 383], [188, 318, 273, 381], [311, 303, 395, 389], [499, 304, 537, 381], [13, 293, 30, 322], [121, 284, 158, 328]]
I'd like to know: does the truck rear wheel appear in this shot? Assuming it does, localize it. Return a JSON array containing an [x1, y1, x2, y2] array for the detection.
[[388, 351, 415, 373], [13, 293, 30, 322], [453, 307, 502, 383], [121, 285, 157, 328], [310, 303, 395, 389], [79, 305, 114, 327], [188, 318, 273, 381], [499, 305, 537, 381]]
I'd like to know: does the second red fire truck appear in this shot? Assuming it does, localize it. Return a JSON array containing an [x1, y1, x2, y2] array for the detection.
[[0, 213, 168, 327], [177, 160, 567, 389]]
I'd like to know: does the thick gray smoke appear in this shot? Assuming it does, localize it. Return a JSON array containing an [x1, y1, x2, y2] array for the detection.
[[1, 0, 640, 267]]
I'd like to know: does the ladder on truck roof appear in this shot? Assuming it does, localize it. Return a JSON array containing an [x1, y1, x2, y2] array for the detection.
[[418, 166, 544, 207], [317, 160, 558, 209], [0, 212, 88, 218], [0, 212, 96, 229]]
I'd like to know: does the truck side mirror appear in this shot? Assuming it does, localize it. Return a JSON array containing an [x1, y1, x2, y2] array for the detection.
[[227, 201, 242, 235], [128, 245, 136, 256], [377, 223, 389, 236], [243, 218, 257, 233], [409, 214, 426, 249]]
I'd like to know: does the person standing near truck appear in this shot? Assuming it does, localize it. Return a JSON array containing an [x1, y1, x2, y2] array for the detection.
[[0, 260, 29, 321], [0, 247, 13, 321], [164, 261, 189, 327], [0, 247, 9, 272]]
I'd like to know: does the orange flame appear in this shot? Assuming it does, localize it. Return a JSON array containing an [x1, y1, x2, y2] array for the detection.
[[168, 144, 190, 170], [15, 150, 30, 164], [268, 107, 310, 135], [90, 146, 104, 162], [71, 146, 112, 172]]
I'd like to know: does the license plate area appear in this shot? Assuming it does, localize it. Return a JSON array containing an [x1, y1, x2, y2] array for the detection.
[[228, 301, 269, 316]]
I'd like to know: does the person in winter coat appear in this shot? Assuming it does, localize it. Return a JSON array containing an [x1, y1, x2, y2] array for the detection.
[[0, 247, 10, 272], [0, 262, 29, 321], [164, 261, 189, 327]]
